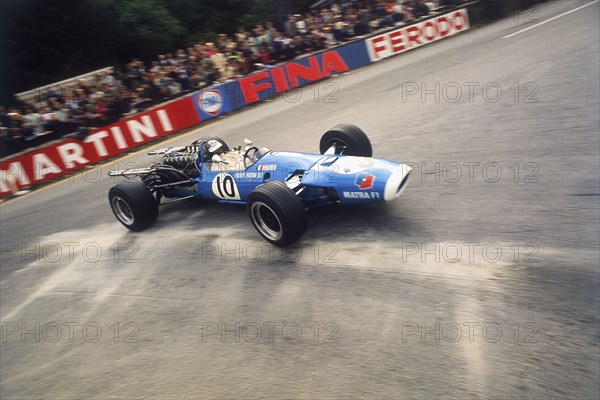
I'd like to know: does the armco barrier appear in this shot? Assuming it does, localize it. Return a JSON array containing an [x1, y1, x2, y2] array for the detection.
[[1, 7, 470, 199]]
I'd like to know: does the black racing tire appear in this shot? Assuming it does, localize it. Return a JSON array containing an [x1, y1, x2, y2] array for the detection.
[[319, 123, 373, 157], [247, 181, 308, 246], [108, 180, 159, 231]]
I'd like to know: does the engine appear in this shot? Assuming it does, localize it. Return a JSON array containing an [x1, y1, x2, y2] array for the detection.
[[160, 148, 200, 178]]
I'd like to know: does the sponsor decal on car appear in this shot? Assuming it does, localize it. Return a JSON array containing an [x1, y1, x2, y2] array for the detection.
[[233, 172, 262, 179], [355, 173, 375, 190], [342, 191, 380, 199], [212, 173, 240, 200], [258, 164, 277, 171]]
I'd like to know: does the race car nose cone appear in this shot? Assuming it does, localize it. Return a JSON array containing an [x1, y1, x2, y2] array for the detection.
[[384, 164, 412, 201]]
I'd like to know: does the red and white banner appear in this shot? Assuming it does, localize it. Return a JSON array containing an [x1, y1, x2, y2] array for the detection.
[[1, 97, 200, 198], [367, 8, 470, 61]]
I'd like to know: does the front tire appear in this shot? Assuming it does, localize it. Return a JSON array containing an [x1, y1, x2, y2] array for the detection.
[[319, 123, 373, 157], [247, 181, 307, 246], [109, 180, 159, 231]]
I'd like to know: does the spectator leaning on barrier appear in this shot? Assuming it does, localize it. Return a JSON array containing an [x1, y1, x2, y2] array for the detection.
[[392, 1, 405, 22], [6, 111, 32, 148], [101, 69, 116, 87], [402, 1, 416, 21], [295, 14, 308, 35], [210, 49, 228, 78], [23, 106, 43, 135], [284, 15, 297, 37], [408, 0, 429, 19], [220, 57, 239, 80], [45, 86, 62, 103], [41, 107, 59, 131]]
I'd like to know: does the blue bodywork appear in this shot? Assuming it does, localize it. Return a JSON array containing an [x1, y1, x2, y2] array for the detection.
[[160, 139, 411, 208]]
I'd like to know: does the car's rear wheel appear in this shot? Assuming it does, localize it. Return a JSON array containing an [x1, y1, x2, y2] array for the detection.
[[247, 181, 307, 246], [319, 123, 373, 157], [109, 180, 159, 231]]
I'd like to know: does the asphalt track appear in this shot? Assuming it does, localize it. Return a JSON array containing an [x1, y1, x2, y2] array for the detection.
[[1, 1, 599, 399]]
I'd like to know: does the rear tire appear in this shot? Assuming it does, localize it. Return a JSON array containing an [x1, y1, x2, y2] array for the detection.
[[319, 123, 373, 157], [247, 181, 307, 246], [109, 180, 159, 231]]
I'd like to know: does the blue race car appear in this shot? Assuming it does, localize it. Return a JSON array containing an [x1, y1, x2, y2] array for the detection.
[[108, 124, 411, 246]]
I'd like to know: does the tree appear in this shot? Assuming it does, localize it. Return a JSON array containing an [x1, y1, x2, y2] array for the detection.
[[113, 0, 185, 60], [1, 0, 315, 105], [3, 0, 184, 103]]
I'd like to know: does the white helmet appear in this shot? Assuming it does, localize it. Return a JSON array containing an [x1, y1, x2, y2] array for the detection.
[[207, 140, 223, 154]]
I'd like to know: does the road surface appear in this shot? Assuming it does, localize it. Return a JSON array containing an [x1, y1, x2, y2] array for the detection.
[[1, 1, 599, 398]]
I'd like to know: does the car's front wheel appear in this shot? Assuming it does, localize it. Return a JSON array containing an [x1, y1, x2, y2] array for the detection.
[[109, 180, 159, 231], [319, 123, 373, 157], [247, 181, 307, 246]]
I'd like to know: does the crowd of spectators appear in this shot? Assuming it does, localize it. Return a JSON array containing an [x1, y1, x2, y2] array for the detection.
[[1, 0, 467, 158]]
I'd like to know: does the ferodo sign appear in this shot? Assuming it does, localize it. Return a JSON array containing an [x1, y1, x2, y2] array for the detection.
[[367, 8, 470, 61], [0, 98, 200, 198]]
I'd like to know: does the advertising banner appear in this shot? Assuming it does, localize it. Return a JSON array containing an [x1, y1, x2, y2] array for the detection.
[[366, 8, 470, 61], [1, 97, 200, 197], [236, 41, 371, 105]]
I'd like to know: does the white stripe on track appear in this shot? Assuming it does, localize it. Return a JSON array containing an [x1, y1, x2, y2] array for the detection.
[[502, 0, 599, 39]]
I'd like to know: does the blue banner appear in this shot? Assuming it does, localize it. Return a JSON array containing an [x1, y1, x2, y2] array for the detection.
[[192, 38, 372, 119]]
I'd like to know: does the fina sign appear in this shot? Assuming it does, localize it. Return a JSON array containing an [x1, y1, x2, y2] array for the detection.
[[198, 90, 224, 116]]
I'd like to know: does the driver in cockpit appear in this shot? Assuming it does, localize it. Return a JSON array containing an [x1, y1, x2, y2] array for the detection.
[[207, 140, 224, 159], [206, 139, 244, 170]]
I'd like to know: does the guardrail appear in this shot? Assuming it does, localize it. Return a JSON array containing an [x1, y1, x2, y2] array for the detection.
[[14, 67, 114, 105], [1, 6, 472, 199]]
